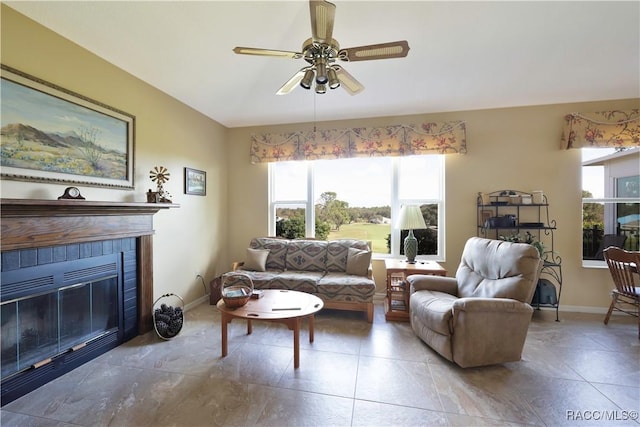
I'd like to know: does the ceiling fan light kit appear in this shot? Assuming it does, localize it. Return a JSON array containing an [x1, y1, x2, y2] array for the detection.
[[233, 0, 410, 96], [327, 67, 340, 89], [315, 57, 329, 84], [300, 68, 315, 89]]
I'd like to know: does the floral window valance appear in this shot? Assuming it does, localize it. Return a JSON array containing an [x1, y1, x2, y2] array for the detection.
[[250, 121, 466, 164], [560, 109, 640, 149]]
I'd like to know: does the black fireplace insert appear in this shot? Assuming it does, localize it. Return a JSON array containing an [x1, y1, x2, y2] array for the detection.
[[1, 239, 138, 405]]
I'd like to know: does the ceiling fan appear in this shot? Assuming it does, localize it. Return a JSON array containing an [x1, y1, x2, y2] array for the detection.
[[233, 0, 410, 96]]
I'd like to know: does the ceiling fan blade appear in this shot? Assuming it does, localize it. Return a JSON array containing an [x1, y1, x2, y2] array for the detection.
[[276, 69, 306, 95], [338, 40, 410, 62], [233, 47, 303, 59], [334, 66, 364, 95], [310, 0, 336, 45]]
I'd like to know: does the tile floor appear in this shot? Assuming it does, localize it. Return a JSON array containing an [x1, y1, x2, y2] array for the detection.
[[1, 302, 639, 427]]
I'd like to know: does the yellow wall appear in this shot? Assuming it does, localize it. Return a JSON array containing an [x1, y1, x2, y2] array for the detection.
[[227, 100, 639, 312], [1, 6, 229, 305], [3, 5, 639, 313]]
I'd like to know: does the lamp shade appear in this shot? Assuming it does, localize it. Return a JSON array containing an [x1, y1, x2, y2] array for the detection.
[[398, 205, 427, 230]]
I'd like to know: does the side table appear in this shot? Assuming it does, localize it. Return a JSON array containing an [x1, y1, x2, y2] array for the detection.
[[384, 259, 447, 321]]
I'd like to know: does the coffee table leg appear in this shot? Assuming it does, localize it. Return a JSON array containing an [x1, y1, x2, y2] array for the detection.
[[221, 313, 229, 358], [247, 319, 252, 335], [293, 317, 301, 369], [309, 315, 315, 343]]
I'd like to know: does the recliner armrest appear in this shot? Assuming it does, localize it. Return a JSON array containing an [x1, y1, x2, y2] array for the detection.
[[449, 297, 534, 368], [406, 274, 458, 296], [452, 297, 533, 314]]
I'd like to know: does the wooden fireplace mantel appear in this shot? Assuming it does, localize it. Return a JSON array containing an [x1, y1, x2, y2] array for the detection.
[[0, 198, 179, 334], [0, 198, 179, 249]]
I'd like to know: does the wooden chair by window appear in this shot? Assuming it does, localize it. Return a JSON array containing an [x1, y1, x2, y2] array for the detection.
[[594, 234, 627, 260], [603, 247, 640, 339]]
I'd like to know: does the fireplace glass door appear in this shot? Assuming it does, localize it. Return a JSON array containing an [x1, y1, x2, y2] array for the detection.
[[1, 276, 118, 380]]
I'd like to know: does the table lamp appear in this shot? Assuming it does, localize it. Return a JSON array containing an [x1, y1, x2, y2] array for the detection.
[[398, 205, 427, 263]]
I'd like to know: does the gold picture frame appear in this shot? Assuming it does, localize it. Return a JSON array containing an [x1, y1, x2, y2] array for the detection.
[[1, 65, 135, 189]]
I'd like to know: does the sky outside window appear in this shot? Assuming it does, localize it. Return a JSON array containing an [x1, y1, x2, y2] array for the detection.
[[398, 155, 442, 200], [314, 157, 391, 207], [582, 148, 616, 198], [273, 161, 306, 200]]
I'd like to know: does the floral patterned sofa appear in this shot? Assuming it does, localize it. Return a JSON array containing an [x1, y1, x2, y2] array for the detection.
[[232, 238, 376, 322]]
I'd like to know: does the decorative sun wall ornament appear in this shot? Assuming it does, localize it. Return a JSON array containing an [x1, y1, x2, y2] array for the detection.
[[147, 166, 172, 203]]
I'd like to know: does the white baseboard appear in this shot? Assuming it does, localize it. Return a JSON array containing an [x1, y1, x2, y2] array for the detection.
[[193, 292, 387, 307], [185, 294, 210, 311], [553, 304, 631, 316], [550, 304, 604, 314], [189, 292, 624, 317]]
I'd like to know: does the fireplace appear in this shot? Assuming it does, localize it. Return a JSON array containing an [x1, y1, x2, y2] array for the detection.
[[0, 198, 176, 405]]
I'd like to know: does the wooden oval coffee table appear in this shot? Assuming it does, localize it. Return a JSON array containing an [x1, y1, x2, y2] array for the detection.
[[216, 289, 323, 368]]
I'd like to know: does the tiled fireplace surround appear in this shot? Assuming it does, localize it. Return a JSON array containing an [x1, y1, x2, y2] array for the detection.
[[0, 198, 173, 405]]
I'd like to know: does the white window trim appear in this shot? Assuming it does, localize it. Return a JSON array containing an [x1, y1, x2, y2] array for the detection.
[[582, 196, 639, 267], [269, 156, 445, 261]]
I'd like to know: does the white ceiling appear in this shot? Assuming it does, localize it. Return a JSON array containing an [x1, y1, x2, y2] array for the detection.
[[6, 1, 639, 128]]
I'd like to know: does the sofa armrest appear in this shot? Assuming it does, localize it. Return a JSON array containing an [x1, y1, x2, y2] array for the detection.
[[406, 274, 458, 296], [231, 261, 244, 271]]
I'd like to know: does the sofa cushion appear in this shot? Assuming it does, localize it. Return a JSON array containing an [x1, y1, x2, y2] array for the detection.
[[234, 270, 279, 290], [250, 238, 288, 271], [346, 248, 372, 276], [244, 248, 269, 272], [236, 270, 321, 294], [316, 273, 376, 303], [326, 239, 370, 272], [285, 240, 327, 272], [409, 290, 457, 336], [268, 271, 322, 294]]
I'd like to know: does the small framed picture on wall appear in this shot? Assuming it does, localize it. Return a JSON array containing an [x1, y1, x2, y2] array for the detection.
[[184, 167, 206, 196]]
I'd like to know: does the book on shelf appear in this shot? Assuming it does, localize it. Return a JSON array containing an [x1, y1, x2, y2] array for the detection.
[[390, 300, 406, 311]]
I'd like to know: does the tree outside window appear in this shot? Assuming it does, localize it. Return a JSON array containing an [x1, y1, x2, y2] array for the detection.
[[269, 155, 444, 260]]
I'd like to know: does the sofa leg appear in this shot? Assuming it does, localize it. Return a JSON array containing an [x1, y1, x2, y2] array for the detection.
[[366, 303, 373, 323]]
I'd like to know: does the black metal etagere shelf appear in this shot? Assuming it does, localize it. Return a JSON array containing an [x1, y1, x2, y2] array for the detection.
[[477, 190, 562, 321]]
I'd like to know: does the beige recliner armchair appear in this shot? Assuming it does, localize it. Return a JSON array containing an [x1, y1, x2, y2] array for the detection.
[[406, 237, 542, 368]]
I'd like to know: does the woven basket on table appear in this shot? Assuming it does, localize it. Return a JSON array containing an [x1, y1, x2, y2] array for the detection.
[[221, 272, 254, 308]]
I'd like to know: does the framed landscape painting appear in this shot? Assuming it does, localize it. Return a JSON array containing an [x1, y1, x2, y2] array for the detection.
[[184, 167, 206, 196], [0, 65, 135, 189]]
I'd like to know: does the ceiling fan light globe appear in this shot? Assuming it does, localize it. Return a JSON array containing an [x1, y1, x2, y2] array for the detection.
[[315, 58, 328, 84], [327, 67, 340, 89], [300, 69, 315, 89], [315, 83, 327, 94]]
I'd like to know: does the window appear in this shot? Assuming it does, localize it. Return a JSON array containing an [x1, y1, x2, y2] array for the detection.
[[582, 148, 640, 264], [269, 155, 445, 260]]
